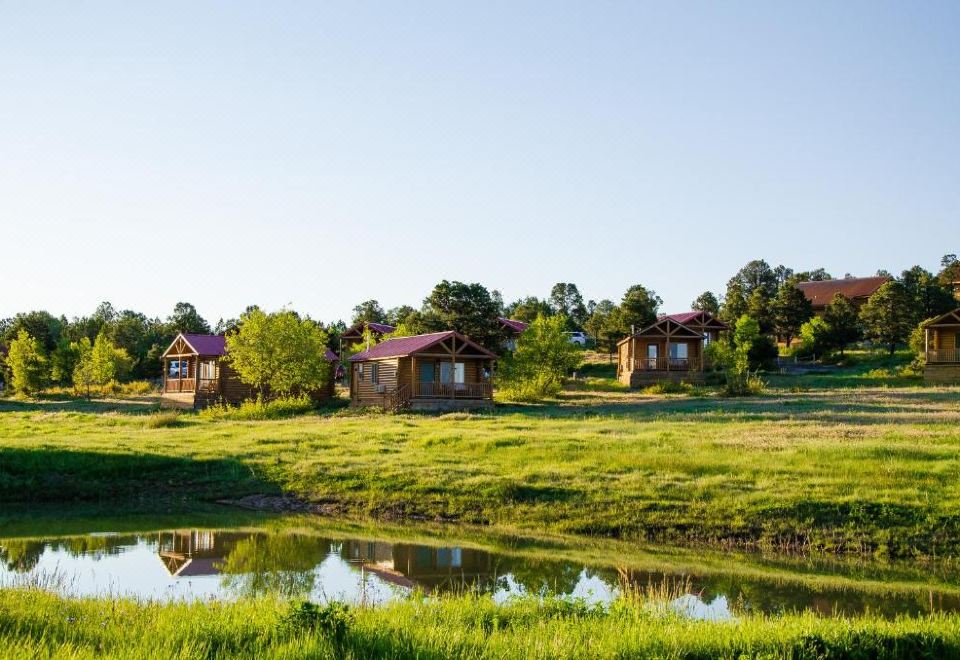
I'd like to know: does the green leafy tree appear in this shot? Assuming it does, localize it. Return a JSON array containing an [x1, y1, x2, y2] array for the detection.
[[794, 268, 833, 282], [2, 311, 63, 353], [503, 296, 553, 324], [899, 265, 956, 325], [50, 338, 80, 385], [797, 317, 831, 358], [167, 302, 210, 334], [619, 285, 661, 332], [351, 300, 387, 325], [225, 309, 331, 399], [732, 316, 761, 376], [723, 260, 782, 327], [939, 254, 960, 301], [385, 305, 418, 327], [549, 283, 588, 330], [72, 337, 96, 397], [859, 282, 914, 355], [822, 293, 859, 355], [498, 315, 582, 400], [5, 330, 48, 395], [691, 291, 720, 315], [771, 282, 813, 347], [420, 280, 502, 351], [584, 299, 618, 356]]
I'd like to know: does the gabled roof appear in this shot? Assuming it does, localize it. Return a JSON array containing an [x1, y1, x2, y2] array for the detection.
[[324, 349, 340, 362], [498, 318, 528, 333], [349, 331, 497, 361], [796, 276, 891, 307], [660, 311, 729, 330], [162, 333, 227, 358], [924, 308, 960, 328], [342, 321, 396, 339], [616, 317, 704, 346]]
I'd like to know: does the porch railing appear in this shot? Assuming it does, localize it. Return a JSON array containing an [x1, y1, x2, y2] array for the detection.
[[413, 381, 493, 400], [927, 349, 960, 364], [631, 357, 700, 371], [197, 378, 219, 394], [164, 377, 196, 393]]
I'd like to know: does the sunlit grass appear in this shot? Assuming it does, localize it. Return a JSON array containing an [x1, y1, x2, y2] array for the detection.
[[1, 383, 959, 557]]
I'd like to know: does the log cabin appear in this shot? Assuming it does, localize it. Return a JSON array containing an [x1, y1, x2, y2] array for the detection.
[[923, 308, 960, 384], [796, 276, 891, 315], [160, 333, 338, 408], [616, 312, 727, 387], [348, 331, 496, 411], [339, 321, 396, 350]]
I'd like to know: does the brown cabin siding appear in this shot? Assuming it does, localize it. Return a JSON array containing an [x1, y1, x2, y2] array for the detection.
[[351, 358, 400, 407]]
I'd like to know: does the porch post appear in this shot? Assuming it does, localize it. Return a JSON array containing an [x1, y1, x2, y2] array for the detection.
[[450, 336, 456, 399], [925, 328, 929, 361], [411, 357, 416, 398]]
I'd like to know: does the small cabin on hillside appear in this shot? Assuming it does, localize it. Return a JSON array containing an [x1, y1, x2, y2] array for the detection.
[[349, 331, 496, 411], [796, 276, 891, 314], [340, 321, 396, 350], [616, 312, 728, 387], [923, 309, 960, 384], [498, 317, 528, 351], [161, 333, 338, 409]]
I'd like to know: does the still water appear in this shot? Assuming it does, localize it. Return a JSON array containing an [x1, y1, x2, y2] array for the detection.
[[2, 512, 958, 620]]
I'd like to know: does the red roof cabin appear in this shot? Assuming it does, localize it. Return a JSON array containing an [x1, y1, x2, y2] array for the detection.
[[616, 311, 728, 387], [796, 276, 891, 314], [498, 317, 528, 351], [923, 308, 960, 384], [348, 331, 496, 411], [160, 333, 338, 409]]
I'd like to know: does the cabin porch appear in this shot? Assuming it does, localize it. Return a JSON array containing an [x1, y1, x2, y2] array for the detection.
[[396, 356, 494, 410], [162, 357, 219, 395], [924, 317, 960, 384]]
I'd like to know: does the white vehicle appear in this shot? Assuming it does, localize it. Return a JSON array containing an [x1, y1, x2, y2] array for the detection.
[[566, 331, 588, 346]]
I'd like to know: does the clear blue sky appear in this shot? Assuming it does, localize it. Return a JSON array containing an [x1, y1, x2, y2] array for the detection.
[[2, 2, 958, 325]]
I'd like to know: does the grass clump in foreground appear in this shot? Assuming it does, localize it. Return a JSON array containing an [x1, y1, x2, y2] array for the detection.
[[1, 589, 959, 659]]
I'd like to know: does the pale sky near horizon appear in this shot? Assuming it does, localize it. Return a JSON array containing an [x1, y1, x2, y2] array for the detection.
[[2, 2, 958, 325]]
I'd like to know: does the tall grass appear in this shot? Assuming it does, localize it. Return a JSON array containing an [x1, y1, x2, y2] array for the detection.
[[1, 588, 959, 658], [198, 395, 314, 421]]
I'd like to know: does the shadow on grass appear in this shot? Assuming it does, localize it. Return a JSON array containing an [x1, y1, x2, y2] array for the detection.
[[0, 397, 164, 415], [0, 447, 272, 504]]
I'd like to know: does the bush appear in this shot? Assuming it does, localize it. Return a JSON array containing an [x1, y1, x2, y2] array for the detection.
[[643, 381, 695, 395], [497, 315, 581, 402], [199, 395, 314, 421], [144, 411, 182, 428], [280, 601, 353, 643], [722, 372, 766, 397], [796, 317, 831, 359]]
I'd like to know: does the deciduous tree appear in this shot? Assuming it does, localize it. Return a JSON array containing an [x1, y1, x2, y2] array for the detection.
[[691, 291, 720, 315], [420, 280, 502, 351], [225, 309, 331, 399], [822, 294, 859, 355], [498, 315, 582, 400], [5, 330, 48, 395]]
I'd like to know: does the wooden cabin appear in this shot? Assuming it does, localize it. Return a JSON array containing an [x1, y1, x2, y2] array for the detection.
[[616, 313, 727, 387], [160, 333, 338, 408], [498, 317, 528, 351], [923, 308, 960, 384], [339, 321, 396, 352], [796, 276, 891, 315], [349, 331, 496, 411]]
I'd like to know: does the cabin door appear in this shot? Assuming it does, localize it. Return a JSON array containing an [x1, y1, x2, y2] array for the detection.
[[646, 344, 658, 369], [419, 362, 435, 396]]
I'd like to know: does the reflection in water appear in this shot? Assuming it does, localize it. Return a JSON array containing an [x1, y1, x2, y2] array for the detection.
[[3, 527, 960, 620]]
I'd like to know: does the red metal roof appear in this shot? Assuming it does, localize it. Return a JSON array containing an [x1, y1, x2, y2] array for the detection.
[[661, 312, 701, 324], [349, 331, 496, 361], [324, 349, 339, 362], [182, 334, 227, 356], [498, 318, 528, 333], [796, 276, 891, 307]]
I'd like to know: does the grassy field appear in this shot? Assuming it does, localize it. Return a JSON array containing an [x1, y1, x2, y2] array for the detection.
[[2, 587, 960, 659], [1, 371, 959, 557]]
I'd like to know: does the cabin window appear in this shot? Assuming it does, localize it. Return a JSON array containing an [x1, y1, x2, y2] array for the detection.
[[439, 362, 465, 384], [646, 344, 658, 358], [199, 360, 217, 380], [371, 363, 380, 384], [357, 364, 364, 381], [168, 360, 188, 378], [669, 343, 688, 359], [703, 333, 711, 346]]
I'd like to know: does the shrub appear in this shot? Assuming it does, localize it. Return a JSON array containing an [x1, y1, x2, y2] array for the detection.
[[280, 601, 353, 643], [796, 317, 831, 358], [722, 372, 766, 397], [199, 395, 314, 421], [144, 411, 182, 428], [497, 315, 581, 402], [643, 381, 693, 395]]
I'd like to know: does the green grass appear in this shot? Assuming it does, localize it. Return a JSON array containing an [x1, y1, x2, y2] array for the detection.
[[2, 382, 960, 557], [2, 588, 960, 659]]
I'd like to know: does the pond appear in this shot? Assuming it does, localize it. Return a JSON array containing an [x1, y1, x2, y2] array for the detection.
[[2, 508, 958, 621]]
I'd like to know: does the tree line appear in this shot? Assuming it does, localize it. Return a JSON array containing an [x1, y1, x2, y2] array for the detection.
[[2, 255, 958, 394]]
